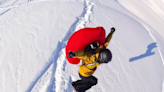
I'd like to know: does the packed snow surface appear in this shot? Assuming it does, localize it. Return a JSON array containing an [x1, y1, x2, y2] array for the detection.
[[0, 0, 164, 92]]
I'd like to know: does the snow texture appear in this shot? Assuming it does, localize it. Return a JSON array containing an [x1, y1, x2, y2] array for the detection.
[[0, 0, 164, 92]]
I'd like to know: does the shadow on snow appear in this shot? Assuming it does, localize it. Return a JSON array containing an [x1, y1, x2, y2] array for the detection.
[[129, 42, 157, 62]]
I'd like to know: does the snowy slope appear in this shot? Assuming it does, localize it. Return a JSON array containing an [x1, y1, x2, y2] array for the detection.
[[0, 0, 164, 92], [0, 1, 84, 92]]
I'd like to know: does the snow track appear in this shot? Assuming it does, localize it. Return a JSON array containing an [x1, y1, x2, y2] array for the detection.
[[0, 0, 10, 6], [1, 0, 164, 92], [0, 0, 46, 9], [30, 0, 95, 92], [143, 25, 164, 64], [0, 0, 48, 16]]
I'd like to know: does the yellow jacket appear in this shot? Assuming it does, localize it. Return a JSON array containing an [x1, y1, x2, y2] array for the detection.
[[73, 31, 114, 77]]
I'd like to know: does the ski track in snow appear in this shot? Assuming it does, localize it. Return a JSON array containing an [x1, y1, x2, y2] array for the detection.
[[116, 1, 164, 91], [1, 0, 163, 91], [0, 0, 50, 9], [129, 13, 164, 92], [30, 0, 95, 92], [142, 25, 164, 92], [142, 25, 164, 65], [0, 8, 10, 15], [0, 0, 49, 16], [0, 0, 10, 6], [129, 10, 164, 90]]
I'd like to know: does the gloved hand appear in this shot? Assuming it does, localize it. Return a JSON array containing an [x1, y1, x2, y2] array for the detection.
[[68, 51, 75, 58], [111, 27, 115, 33]]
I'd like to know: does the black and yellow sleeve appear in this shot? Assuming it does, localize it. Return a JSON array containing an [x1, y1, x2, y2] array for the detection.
[[104, 30, 115, 48], [72, 50, 88, 61]]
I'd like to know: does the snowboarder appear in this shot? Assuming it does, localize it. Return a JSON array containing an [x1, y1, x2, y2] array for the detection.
[[68, 27, 115, 92]]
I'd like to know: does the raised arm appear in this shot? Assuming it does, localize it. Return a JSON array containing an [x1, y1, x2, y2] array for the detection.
[[104, 27, 115, 48]]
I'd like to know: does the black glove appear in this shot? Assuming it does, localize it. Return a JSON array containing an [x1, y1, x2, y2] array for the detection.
[[68, 51, 75, 58], [111, 27, 115, 32]]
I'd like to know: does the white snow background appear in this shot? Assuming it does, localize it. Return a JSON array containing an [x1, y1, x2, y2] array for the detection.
[[0, 0, 164, 92]]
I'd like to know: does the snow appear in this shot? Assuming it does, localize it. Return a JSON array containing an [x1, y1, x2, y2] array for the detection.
[[0, 0, 164, 92]]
